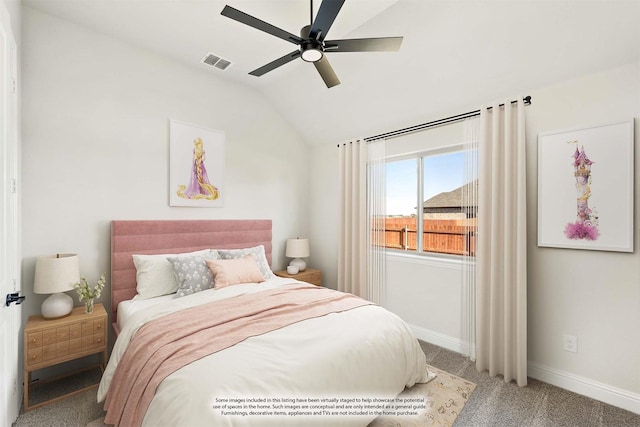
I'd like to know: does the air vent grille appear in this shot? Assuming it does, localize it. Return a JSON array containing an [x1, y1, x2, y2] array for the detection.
[[215, 59, 231, 70], [201, 53, 232, 70]]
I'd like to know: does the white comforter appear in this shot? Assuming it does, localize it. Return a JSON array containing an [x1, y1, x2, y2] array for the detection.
[[98, 277, 432, 426]]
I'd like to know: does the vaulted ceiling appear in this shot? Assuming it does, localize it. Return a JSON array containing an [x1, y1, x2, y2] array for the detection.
[[23, 0, 640, 145]]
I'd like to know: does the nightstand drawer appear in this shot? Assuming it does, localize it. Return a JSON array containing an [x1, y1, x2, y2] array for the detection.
[[27, 332, 42, 349], [94, 334, 105, 347], [80, 332, 105, 350], [93, 319, 105, 334], [27, 348, 42, 366]]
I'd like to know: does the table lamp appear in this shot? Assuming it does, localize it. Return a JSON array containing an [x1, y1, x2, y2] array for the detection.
[[286, 238, 310, 272], [34, 253, 80, 319]]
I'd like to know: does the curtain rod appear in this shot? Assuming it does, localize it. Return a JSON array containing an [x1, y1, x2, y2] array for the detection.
[[363, 95, 531, 143]]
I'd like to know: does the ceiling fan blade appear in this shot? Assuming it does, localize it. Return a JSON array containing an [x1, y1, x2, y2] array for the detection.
[[309, 0, 345, 41], [249, 50, 301, 77], [324, 37, 403, 52], [314, 55, 340, 88], [221, 5, 303, 45]]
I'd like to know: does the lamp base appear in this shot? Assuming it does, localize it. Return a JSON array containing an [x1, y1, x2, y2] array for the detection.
[[289, 258, 307, 272], [41, 292, 74, 319]]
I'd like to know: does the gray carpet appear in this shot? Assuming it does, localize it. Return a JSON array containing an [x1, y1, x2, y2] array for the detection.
[[418, 341, 640, 426], [13, 341, 640, 426], [13, 368, 105, 427]]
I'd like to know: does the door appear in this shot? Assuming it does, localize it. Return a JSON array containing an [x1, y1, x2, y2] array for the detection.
[[0, 1, 20, 424]]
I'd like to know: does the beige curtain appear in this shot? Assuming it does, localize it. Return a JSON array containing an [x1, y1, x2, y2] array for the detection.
[[476, 99, 528, 386], [338, 140, 367, 298], [337, 139, 386, 303]]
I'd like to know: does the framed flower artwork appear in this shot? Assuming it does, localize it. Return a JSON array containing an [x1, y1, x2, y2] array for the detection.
[[537, 119, 634, 252], [169, 120, 225, 207]]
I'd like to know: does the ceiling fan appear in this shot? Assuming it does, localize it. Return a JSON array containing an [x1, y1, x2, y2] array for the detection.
[[221, 0, 403, 88]]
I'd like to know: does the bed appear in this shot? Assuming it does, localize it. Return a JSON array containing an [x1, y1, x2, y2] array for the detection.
[[98, 219, 432, 426]]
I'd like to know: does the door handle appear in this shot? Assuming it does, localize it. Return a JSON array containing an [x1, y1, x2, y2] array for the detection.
[[5, 292, 26, 306]]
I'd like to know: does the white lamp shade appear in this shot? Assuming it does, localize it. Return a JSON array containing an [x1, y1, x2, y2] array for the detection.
[[34, 254, 79, 319], [285, 239, 310, 258], [34, 254, 80, 294]]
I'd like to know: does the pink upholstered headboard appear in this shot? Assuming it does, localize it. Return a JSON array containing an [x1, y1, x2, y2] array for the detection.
[[110, 219, 272, 321]]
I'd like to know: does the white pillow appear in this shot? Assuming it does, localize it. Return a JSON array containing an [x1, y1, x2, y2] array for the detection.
[[133, 249, 212, 300]]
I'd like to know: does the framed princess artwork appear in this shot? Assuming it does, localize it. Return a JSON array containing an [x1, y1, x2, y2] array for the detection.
[[169, 120, 225, 207], [537, 119, 634, 252]]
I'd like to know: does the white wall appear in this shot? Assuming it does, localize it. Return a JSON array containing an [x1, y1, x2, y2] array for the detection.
[[310, 61, 640, 412], [2, 0, 19, 45], [525, 62, 640, 412], [385, 254, 465, 352], [20, 7, 311, 322]]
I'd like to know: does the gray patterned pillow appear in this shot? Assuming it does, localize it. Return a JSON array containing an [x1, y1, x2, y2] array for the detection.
[[217, 245, 274, 279], [168, 252, 220, 298]]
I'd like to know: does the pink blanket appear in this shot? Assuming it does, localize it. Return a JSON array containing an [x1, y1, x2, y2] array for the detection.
[[103, 284, 372, 426]]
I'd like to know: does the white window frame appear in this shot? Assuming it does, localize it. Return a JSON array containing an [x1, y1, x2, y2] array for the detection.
[[385, 142, 469, 260]]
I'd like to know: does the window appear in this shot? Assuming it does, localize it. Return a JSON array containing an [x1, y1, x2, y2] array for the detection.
[[384, 158, 417, 251], [381, 147, 476, 257]]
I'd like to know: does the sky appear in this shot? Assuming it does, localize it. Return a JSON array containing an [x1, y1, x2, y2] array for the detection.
[[386, 150, 473, 216]]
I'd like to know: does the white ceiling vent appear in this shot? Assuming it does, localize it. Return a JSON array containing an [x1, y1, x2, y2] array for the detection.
[[201, 53, 232, 71]]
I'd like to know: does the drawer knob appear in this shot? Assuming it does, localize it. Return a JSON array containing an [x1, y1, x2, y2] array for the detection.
[[31, 338, 36, 343], [97, 324, 101, 329], [31, 354, 37, 360], [97, 338, 102, 343]]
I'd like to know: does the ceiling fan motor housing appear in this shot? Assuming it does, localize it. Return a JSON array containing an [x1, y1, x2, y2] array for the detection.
[[300, 25, 323, 62]]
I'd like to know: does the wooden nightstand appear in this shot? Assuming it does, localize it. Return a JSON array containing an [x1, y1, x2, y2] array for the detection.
[[274, 268, 322, 286], [23, 303, 107, 412]]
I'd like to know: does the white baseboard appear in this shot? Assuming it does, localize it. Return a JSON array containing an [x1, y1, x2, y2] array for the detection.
[[408, 324, 466, 354], [528, 361, 640, 415], [408, 324, 640, 415]]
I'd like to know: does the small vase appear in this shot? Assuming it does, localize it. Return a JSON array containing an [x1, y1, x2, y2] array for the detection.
[[84, 299, 94, 314]]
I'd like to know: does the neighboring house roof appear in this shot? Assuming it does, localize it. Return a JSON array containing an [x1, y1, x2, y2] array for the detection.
[[423, 180, 478, 210]]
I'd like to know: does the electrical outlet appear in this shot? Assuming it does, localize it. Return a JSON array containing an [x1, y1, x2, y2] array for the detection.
[[563, 334, 578, 353]]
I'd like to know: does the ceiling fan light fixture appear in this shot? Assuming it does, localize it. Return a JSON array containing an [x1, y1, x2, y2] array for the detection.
[[301, 47, 323, 63]]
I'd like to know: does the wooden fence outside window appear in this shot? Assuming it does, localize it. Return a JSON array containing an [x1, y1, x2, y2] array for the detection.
[[373, 218, 476, 256]]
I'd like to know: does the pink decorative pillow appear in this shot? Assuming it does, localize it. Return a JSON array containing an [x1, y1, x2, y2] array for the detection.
[[205, 254, 266, 289]]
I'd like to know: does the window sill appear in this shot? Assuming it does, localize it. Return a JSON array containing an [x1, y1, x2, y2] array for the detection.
[[386, 250, 473, 269]]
